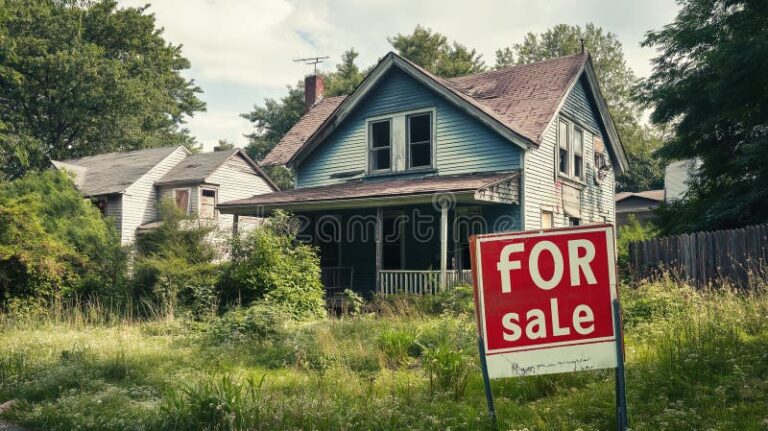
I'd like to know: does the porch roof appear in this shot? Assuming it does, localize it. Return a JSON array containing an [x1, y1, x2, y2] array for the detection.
[[218, 171, 520, 213]]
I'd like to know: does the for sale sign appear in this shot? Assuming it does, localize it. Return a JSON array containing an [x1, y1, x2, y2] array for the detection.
[[470, 225, 620, 379]]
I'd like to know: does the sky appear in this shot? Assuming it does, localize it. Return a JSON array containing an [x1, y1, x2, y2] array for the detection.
[[118, 0, 680, 152]]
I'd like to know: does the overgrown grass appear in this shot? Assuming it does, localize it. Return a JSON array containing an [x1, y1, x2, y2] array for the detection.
[[1, 280, 767, 430]]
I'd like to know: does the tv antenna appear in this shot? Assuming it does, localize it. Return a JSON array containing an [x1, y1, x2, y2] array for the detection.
[[294, 56, 330, 75]]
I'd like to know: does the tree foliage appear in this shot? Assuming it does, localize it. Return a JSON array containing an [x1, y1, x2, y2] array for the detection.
[[495, 23, 665, 192], [639, 0, 768, 232], [0, 0, 205, 179], [0, 170, 125, 305], [389, 25, 486, 78]]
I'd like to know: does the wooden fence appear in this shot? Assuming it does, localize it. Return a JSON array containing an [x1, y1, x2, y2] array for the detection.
[[627, 223, 768, 288]]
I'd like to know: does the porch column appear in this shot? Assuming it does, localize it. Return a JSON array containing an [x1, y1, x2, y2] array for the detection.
[[440, 202, 448, 290], [232, 214, 239, 235], [375, 207, 383, 294]]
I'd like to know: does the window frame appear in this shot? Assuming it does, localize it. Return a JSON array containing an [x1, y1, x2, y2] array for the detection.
[[367, 118, 393, 173], [365, 107, 436, 175], [173, 187, 192, 215], [406, 111, 434, 170], [199, 187, 218, 220], [556, 115, 588, 183]]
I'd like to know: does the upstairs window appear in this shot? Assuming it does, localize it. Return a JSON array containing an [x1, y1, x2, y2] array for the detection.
[[573, 127, 584, 179], [369, 120, 391, 172], [407, 113, 432, 168], [558, 119, 569, 175]]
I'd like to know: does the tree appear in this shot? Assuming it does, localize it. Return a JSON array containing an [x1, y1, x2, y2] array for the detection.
[[242, 49, 367, 189], [0, 0, 205, 178], [639, 0, 768, 232], [389, 25, 486, 78], [495, 24, 665, 192], [213, 139, 236, 152]]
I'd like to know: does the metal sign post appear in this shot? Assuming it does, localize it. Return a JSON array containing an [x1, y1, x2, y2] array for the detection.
[[477, 337, 497, 427], [613, 299, 629, 430]]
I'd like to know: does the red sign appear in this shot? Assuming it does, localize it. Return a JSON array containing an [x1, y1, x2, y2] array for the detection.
[[470, 225, 619, 378]]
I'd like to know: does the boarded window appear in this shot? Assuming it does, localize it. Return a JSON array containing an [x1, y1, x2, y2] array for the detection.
[[369, 120, 391, 171], [541, 211, 554, 229], [558, 119, 569, 175], [174, 188, 190, 214], [200, 188, 217, 219], [408, 113, 432, 168]]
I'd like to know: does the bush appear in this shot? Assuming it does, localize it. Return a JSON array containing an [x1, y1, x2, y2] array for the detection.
[[617, 215, 658, 270], [0, 170, 126, 305], [208, 302, 289, 344], [221, 211, 325, 320], [133, 199, 221, 319]]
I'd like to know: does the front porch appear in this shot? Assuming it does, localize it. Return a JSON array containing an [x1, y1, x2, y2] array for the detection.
[[219, 172, 520, 296]]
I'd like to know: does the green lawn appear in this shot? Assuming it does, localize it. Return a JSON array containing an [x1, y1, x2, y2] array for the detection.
[[1, 280, 767, 430]]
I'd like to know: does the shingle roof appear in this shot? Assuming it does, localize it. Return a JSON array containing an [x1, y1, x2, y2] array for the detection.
[[219, 172, 516, 209], [614, 190, 664, 202], [53, 146, 183, 196], [157, 148, 239, 185], [260, 96, 345, 166], [261, 53, 588, 167]]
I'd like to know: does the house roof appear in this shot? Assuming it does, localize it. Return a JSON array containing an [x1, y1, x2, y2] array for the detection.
[[615, 190, 664, 203], [52, 146, 184, 196], [261, 96, 345, 166], [261, 52, 627, 171], [156, 148, 239, 185], [218, 171, 518, 211]]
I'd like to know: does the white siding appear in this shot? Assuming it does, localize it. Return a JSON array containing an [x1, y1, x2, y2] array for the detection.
[[523, 119, 615, 229], [207, 154, 273, 232], [120, 147, 189, 245], [104, 194, 122, 235]]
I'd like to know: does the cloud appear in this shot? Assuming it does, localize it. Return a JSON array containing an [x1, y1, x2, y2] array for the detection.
[[117, 0, 679, 151]]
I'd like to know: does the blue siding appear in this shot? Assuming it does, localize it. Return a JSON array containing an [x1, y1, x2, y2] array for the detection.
[[297, 68, 521, 188], [561, 76, 605, 140]]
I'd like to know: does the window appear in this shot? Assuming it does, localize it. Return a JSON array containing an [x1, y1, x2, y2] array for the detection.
[[558, 119, 570, 175], [173, 188, 191, 214], [199, 188, 217, 219], [407, 113, 432, 168], [573, 127, 584, 179], [569, 217, 580, 226], [369, 120, 391, 171], [541, 211, 554, 229]]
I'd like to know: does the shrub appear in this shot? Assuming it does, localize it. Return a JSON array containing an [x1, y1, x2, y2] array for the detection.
[[133, 199, 221, 319], [208, 302, 289, 344], [0, 170, 126, 305], [221, 211, 325, 320], [617, 215, 658, 270]]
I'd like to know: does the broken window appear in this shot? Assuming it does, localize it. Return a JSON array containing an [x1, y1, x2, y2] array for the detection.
[[573, 127, 584, 179], [199, 188, 217, 219], [408, 113, 432, 168], [558, 118, 570, 175], [369, 120, 391, 171]]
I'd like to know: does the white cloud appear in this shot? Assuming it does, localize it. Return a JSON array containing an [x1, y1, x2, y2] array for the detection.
[[117, 0, 679, 151]]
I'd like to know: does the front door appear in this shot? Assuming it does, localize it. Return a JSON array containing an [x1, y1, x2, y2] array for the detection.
[[382, 212, 404, 269]]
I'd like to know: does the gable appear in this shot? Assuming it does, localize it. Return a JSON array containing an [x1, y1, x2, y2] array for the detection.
[[561, 75, 605, 142], [296, 68, 522, 188]]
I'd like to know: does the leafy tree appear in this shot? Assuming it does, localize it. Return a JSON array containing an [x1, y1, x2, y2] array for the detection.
[[639, 0, 768, 232], [495, 24, 665, 192], [0, 170, 126, 305], [0, 0, 205, 178], [389, 25, 486, 77], [323, 48, 366, 97], [213, 139, 236, 152]]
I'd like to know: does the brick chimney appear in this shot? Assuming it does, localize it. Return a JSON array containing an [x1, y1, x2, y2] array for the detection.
[[304, 74, 324, 112]]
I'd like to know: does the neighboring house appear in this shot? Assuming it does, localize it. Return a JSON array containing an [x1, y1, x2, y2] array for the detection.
[[218, 51, 628, 295], [614, 190, 663, 229], [664, 158, 701, 202], [53, 146, 276, 246]]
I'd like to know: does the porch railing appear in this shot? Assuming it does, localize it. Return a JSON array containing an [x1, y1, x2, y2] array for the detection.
[[378, 270, 473, 295], [321, 266, 354, 295]]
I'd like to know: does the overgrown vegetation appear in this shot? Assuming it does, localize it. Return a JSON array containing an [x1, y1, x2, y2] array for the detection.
[[0, 280, 766, 430]]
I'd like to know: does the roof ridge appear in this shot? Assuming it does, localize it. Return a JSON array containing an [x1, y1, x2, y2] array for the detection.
[[446, 53, 588, 82], [57, 145, 183, 164]]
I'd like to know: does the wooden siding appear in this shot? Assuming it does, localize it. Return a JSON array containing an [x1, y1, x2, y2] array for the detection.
[[121, 147, 188, 245], [523, 75, 615, 229], [296, 68, 521, 188], [207, 154, 273, 231]]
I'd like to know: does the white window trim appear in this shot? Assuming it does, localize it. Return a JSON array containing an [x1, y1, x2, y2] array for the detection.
[[366, 107, 436, 175], [556, 116, 587, 184], [173, 187, 192, 215], [199, 187, 218, 220]]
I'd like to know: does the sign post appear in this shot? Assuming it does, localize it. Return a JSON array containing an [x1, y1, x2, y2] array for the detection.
[[469, 225, 628, 429]]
